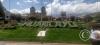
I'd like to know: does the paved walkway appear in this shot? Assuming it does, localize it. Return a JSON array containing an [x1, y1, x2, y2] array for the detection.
[[0, 41, 89, 45]]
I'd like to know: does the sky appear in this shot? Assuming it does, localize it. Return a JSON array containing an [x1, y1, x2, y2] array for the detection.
[[0, 0, 100, 16]]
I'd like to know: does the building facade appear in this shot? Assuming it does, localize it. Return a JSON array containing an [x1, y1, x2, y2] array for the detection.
[[0, 1, 5, 20]]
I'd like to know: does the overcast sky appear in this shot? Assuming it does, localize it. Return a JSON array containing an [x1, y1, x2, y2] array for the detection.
[[0, 0, 100, 16]]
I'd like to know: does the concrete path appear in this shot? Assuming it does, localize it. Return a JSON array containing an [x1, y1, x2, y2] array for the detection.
[[0, 41, 89, 45]]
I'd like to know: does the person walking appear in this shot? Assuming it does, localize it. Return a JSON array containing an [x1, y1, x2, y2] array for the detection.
[[90, 21, 100, 45]]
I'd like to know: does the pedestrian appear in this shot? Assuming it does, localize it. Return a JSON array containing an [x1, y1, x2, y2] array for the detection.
[[90, 21, 100, 45]]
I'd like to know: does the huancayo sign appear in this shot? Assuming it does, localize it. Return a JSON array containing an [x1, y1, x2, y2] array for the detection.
[[31, 21, 78, 28]]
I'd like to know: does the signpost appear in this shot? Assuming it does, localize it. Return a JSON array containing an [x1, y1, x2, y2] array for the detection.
[[37, 28, 47, 45], [37, 31, 46, 37]]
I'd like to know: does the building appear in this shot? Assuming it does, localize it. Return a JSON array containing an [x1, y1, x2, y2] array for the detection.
[[41, 6, 46, 16], [30, 7, 35, 15], [29, 6, 47, 21], [0, 1, 11, 21], [4, 8, 11, 20], [30, 7, 36, 17], [0, 1, 5, 20], [0, 1, 17, 28]]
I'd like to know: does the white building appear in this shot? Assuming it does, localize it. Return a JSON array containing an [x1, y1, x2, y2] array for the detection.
[[4, 8, 11, 20]]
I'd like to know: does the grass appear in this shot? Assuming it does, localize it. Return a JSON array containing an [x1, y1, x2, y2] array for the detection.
[[45, 28, 90, 44], [0, 27, 38, 41], [0, 26, 90, 44]]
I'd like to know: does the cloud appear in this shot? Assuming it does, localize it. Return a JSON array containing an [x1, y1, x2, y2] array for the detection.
[[24, 0, 32, 3], [20, 8, 30, 14], [32, 0, 39, 3], [46, 0, 100, 16], [10, 0, 100, 17], [10, 9, 20, 14], [10, 8, 30, 14], [24, 0, 39, 3], [16, 2, 20, 5], [0, 0, 4, 2]]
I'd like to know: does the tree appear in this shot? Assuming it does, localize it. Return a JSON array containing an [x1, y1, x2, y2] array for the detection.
[[42, 16, 49, 21], [93, 12, 100, 22], [28, 16, 37, 21], [61, 11, 66, 21], [10, 14, 22, 22], [70, 16, 75, 21], [83, 15, 93, 22]]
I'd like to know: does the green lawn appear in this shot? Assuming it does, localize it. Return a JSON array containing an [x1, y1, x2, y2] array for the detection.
[[45, 28, 90, 43], [0, 26, 90, 44], [0, 27, 38, 41]]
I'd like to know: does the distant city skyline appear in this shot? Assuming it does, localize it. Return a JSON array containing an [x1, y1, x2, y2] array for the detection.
[[0, 0, 100, 16]]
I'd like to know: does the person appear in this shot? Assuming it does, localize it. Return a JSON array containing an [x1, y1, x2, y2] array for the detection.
[[90, 21, 100, 45]]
